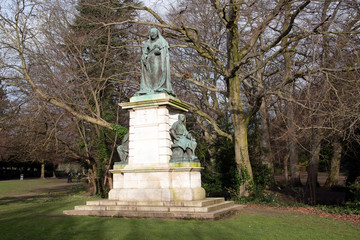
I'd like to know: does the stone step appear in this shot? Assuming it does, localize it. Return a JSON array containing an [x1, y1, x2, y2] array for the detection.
[[74, 200, 233, 213], [201, 204, 243, 219], [168, 201, 234, 213], [63, 204, 243, 219], [75, 205, 169, 212], [85, 198, 224, 208]]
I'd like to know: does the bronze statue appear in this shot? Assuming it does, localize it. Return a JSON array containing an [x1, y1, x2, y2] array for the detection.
[[116, 133, 129, 164], [170, 114, 198, 162], [135, 27, 175, 96]]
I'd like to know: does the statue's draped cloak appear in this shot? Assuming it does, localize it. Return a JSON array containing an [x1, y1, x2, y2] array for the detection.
[[171, 120, 195, 151], [137, 29, 175, 96]]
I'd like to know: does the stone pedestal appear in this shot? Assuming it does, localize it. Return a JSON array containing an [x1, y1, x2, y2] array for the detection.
[[108, 93, 205, 201]]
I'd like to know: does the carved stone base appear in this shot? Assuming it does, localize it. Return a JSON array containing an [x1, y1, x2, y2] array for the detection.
[[106, 93, 207, 202], [109, 188, 205, 202], [109, 167, 205, 201]]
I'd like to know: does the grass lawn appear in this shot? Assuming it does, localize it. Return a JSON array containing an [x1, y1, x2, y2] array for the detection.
[[0, 179, 359, 240], [0, 178, 71, 197]]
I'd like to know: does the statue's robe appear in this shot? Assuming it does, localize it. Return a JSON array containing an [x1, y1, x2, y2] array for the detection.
[[136, 28, 175, 96]]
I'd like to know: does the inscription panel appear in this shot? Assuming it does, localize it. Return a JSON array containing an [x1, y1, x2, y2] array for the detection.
[[133, 108, 158, 125]]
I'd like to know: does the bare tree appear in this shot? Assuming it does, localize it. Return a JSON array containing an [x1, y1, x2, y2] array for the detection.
[[0, 0, 136, 194]]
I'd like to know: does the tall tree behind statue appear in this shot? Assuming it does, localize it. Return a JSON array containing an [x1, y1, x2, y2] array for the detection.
[[67, 0, 139, 196]]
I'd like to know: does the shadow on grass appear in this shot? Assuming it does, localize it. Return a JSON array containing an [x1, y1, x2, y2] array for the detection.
[[0, 184, 87, 206], [0, 199, 102, 240]]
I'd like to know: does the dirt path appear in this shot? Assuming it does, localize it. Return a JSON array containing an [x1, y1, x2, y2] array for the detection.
[[243, 204, 360, 226]]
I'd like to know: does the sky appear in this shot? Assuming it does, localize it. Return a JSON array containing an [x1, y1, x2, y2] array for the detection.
[[143, 0, 178, 17]]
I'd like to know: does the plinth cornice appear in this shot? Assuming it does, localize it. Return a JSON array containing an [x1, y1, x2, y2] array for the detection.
[[110, 167, 203, 174], [119, 93, 189, 111]]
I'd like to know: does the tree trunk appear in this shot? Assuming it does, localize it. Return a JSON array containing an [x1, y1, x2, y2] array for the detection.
[[259, 98, 274, 172], [306, 128, 322, 205], [229, 73, 253, 196], [256, 41, 274, 173], [108, 173, 113, 190], [230, 95, 253, 195], [103, 160, 113, 191], [325, 139, 342, 187], [208, 146, 218, 174], [234, 124, 253, 196], [88, 167, 97, 196], [52, 169, 56, 178], [52, 162, 56, 178], [282, 3, 301, 187], [204, 129, 218, 174], [40, 160, 45, 179], [287, 101, 301, 186], [94, 160, 106, 198], [284, 153, 289, 186]]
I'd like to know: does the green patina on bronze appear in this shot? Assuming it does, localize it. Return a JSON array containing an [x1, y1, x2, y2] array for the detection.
[[170, 162, 201, 168], [170, 114, 199, 163], [134, 28, 175, 97]]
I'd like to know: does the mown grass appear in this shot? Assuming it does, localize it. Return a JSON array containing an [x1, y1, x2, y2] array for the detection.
[[0, 179, 359, 240], [0, 179, 68, 197]]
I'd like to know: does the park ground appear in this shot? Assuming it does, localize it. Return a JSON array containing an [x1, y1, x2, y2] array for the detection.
[[0, 178, 359, 240]]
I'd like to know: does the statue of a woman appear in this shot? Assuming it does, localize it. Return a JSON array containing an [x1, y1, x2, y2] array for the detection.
[[135, 28, 175, 96]]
